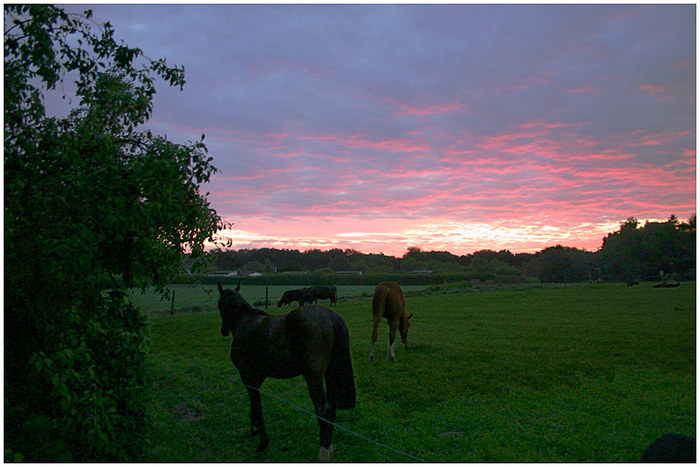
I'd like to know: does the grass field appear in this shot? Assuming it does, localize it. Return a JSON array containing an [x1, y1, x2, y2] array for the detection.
[[143, 282, 695, 462]]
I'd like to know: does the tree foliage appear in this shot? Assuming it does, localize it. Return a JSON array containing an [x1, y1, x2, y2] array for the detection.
[[600, 215, 696, 282], [525, 245, 595, 283], [5, 5, 220, 461]]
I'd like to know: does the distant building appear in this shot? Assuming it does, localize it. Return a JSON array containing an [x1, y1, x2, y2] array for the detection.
[[208, 271, 238, 277]]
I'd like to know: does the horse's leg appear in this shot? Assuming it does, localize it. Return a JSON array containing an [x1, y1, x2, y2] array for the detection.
[[387, 319, 399, 362], [370, 314, 381, 363], [244, 379, 269, 452], [305, 373, 333, 461]]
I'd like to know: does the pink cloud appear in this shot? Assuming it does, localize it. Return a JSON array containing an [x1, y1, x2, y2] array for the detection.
[[520, 121, 583, 130], [274, 149, 307, 159], [476, 131, 549, 150], [556, 152, 637, 162], [566, 86, 598, 94], [639, 83, 666, 96], [381, 169, 442, 179], [624, 130, 690, 147], [300, 133, 430, 153], [395, 101, 464, 116]]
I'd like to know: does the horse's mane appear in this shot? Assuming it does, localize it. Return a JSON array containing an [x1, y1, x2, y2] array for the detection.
[[235, 294, 269, 316], [220, 285, 271, 317], [247, 306, 269, 316]]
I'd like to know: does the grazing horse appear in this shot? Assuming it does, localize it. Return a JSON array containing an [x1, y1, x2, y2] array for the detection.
[[300, 287, 318, 306], [370, 282, 413, 362], [300, 285, 338, 307], [218, 284, 356, 461], [322, 285, 339, 306], [652, 281, 681, 288], [277, 288, 304, 307]]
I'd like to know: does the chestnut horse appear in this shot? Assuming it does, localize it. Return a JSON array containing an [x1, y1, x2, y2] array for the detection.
[[218, 284, 356, 461], [370, 282, 413, 362]]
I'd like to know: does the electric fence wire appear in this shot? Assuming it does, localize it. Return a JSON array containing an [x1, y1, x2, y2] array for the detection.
[[156, 322, 428, 462], [243, 382, 428, 463]]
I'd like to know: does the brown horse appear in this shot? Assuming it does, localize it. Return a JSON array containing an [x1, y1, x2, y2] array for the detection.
[[370, 282, 413, 362], [218, 284, 356, 461]]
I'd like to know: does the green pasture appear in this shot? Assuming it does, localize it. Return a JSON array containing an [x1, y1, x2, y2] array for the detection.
[[144, 282, 695, 462]]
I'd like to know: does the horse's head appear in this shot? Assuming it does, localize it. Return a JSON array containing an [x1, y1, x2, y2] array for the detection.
[[217, 283, 246, 336], [399, 312, 413, 347]]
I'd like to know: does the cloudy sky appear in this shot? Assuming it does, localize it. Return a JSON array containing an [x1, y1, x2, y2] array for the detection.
[[65, 4, 695, 256]]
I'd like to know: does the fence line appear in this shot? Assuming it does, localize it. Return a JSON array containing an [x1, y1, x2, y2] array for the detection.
[[243, 382, 428, 463], [161, 355, 428, 463], [156, 321, 428, 462]]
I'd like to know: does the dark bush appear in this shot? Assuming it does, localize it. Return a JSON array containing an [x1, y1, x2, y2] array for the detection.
[[9, 293, 148, 462]]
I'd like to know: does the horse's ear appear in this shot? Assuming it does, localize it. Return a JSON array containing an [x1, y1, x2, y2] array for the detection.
[[235, 283, 241, 293], [218, 283, 225, 295]]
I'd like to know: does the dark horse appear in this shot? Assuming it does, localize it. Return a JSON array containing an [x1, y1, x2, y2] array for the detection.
[[370, 282, 413, 362], [301, 285, 339, 306], [218, 284, 356, 461], [319, 285, 339, 306], [277, 288, 304, 307]]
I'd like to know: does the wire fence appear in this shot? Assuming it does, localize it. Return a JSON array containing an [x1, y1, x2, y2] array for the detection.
[[242, 382, 428, 463], [158, 372, 429, 461]]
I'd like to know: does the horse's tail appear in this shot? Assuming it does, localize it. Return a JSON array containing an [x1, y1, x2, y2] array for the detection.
[[326, 316, 356, 410], [372, 284, 388, 318]]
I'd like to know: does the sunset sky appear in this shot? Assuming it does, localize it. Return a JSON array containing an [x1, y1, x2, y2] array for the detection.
[[63, 4, 695, 256]]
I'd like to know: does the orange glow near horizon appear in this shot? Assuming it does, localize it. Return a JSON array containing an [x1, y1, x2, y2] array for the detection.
[[207, 215, 663, 257]]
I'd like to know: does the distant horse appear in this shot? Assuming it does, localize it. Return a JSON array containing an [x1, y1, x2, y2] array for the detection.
[[277, 288, 304, 307], [652, 282, 681, 288], [324, 285, 339, 306], [218, 284, 355, 461], [301, 285, 338, 306], [300, 287, 318, 306], [370, 282, 413, 362]]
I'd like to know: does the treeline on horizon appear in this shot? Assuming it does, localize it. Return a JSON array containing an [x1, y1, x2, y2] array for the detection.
[[199, 215, 696, 284]]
